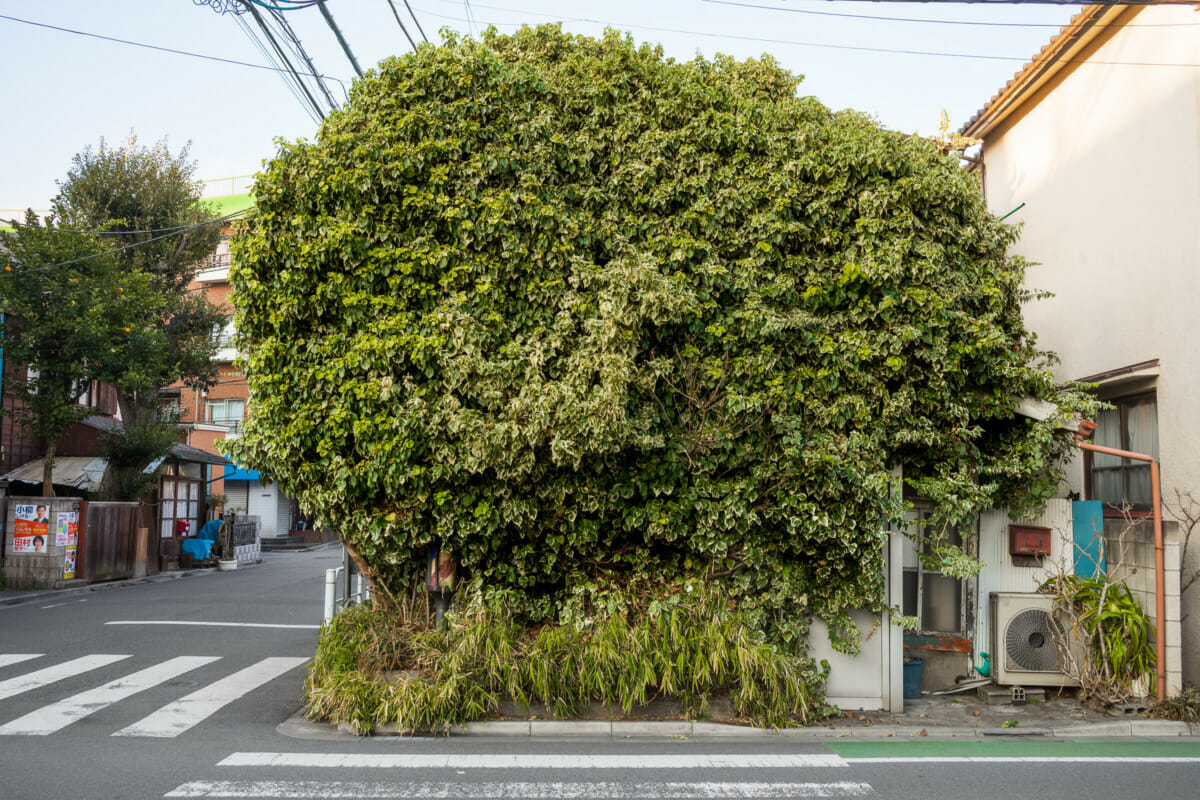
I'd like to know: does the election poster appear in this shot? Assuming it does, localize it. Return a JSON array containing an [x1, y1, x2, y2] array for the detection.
[[13, 503, 50, 554], [55, 511, 78, 547], [63, 546, 77, 580]]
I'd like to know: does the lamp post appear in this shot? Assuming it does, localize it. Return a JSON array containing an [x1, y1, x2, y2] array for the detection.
[[426, 542, 457, 629]]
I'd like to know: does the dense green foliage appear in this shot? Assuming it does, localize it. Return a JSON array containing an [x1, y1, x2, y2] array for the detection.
[[307, 584, 828, 732], [36, 135, 226, 497], [0, 214, 146, 494], [52, 134, 224, 432], [231, 26, 1092, 643], [52, 134, 222, 287]]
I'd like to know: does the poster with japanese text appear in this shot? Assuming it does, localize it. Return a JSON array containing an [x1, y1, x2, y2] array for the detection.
[[55, 511, 78, 547], [62, 546, 77, 580], [13, 504, 50, 554]]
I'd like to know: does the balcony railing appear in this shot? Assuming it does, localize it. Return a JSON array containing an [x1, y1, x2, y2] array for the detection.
[[207, 418, 243, 433]]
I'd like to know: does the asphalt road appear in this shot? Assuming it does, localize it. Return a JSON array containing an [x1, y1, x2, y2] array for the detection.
[[2, 548, 1199, 800]]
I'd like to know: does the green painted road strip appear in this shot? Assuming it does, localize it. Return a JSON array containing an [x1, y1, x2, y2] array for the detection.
[[829, 740, 1200, 761]]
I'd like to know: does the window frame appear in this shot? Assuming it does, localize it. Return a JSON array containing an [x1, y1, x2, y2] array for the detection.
[[205, 398, 245, 432], [1085, 391, 1157, 512], [901, 519, 968, 636], [159, 468, 203, 540]]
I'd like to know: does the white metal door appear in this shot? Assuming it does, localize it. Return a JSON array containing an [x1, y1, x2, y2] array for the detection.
[[247, 481, 278, 538]]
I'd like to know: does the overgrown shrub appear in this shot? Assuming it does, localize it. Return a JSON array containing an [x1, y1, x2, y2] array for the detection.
[[1048, 574, 1157, 702], [306, 582, 830, 733], [231, 25, 1093, 645]]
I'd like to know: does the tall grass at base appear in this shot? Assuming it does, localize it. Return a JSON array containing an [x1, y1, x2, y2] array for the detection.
[[306, 583, 830, 734]]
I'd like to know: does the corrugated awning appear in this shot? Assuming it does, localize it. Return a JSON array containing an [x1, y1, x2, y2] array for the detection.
[[0, 456, 109, 491]]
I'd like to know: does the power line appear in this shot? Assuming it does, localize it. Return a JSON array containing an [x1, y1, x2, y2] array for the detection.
[[463, 0, 480, 36], [232, 11, 324, 125], [245, 0, 324, 10], [385, 0, 421, 53], [1, 210, 254, 275], [411, 2, 1200, 68], [701, 0, 1200, 28], [242, 0, 329, 121], [47, 222, 222, 236], [269, 6, 343, 109], [0, 13, 347, 90], [403, 0, 430, 43]]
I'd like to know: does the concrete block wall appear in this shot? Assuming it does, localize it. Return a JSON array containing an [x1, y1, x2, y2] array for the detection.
[[1105, 518, 1183, 696], [2, 496, 84, 590]]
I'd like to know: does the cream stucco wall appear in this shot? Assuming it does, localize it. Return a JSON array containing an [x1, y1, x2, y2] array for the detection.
[[979, 5, 1200, 686]]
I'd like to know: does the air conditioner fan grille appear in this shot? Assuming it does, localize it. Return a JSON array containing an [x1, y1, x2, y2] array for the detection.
[[1004, 608, 1066, 672]]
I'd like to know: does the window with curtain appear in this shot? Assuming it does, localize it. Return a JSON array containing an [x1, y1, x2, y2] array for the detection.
[[1088, 393, 1158, 510], [206, 398, 245, 431], [159, 467, 202, 539]]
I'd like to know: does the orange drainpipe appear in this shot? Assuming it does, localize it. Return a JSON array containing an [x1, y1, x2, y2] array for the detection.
[[1073, 421, 1166, 701]]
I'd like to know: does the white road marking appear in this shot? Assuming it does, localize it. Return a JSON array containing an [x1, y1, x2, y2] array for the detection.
[[217, 753, 849, 769], [106, 621, 321, 630], [844, 762, 1200, 767], [0, 654, 129, 701], [41, 603, 67, 609], [0, 656, 219, 735], [166, 781, 873, 798], [114, 657, 310, 738], [0, 654, 42, 670]]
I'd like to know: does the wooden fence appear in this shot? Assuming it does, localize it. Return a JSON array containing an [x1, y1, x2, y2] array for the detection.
[[80, 501, 148, 581]]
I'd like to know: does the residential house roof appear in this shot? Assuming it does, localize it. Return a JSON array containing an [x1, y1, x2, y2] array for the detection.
[[959, 4, 1144, 139], [0, 456, 109, 491], [80, 415, 229, 466]]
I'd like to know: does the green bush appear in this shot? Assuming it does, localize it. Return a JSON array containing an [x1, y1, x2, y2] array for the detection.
[[306, 583, 830, 733], [231, 25, 1092, 644], [1052, 574, 1156, 697]]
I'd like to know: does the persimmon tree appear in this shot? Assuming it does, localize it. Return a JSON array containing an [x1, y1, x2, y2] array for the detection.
[[0, 214, 151, 494], [51, 134, 224, 429], [230, 26, 1092, 645]]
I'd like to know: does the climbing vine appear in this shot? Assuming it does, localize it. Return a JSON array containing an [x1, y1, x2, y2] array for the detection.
[[229, 25, 1093, 648]]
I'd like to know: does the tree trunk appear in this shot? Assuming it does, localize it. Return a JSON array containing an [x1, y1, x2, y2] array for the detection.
[[115, 389, 141, 428], [41, 440, 57, 498]]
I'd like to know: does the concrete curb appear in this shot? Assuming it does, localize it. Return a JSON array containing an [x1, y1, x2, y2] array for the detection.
[[329, 717, 1197, 740]]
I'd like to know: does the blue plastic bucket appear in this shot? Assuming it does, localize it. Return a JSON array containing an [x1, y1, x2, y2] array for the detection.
[[903, 657, 924, 699]]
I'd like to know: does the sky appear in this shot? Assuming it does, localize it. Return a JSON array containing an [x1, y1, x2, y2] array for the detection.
[[0, 0, 1086, 215]]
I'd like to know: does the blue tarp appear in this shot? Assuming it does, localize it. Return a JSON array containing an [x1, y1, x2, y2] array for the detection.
[[181, 519, 224, 561]]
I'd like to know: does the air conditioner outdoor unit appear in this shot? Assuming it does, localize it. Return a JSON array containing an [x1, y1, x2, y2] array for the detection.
[[990, 592, 1083, 688]]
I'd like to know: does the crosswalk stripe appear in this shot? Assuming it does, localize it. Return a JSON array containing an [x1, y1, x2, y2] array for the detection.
[[165, 781, 874, 798], [113, 657, 310, 738], [0, 655, 219, 735], [0, 654, 43, 669], [0, 654, 130, 701], [217, 753, 850, 769], [106, 621, 322, 630], [844, 756, 1200, 764]]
